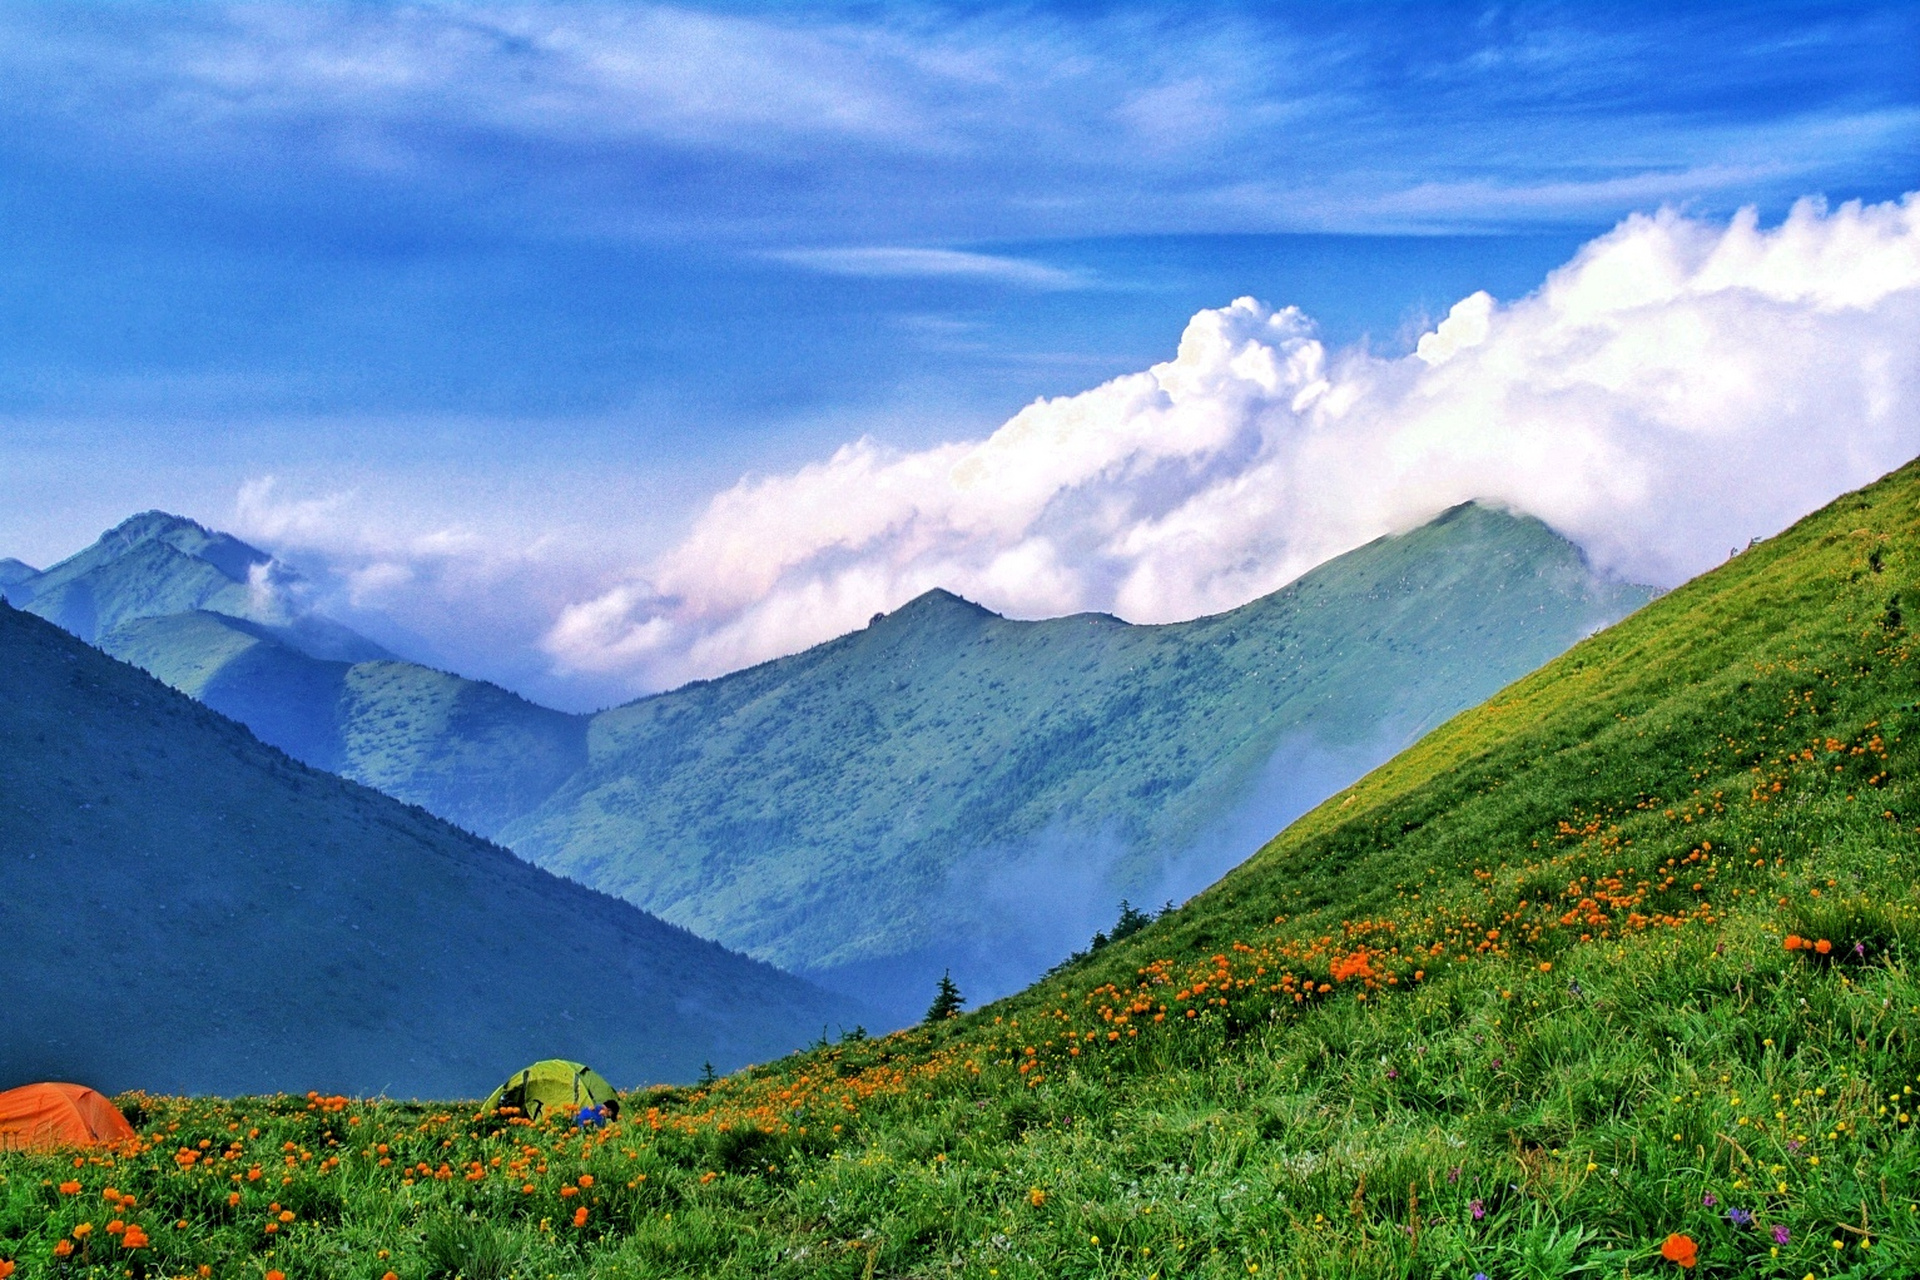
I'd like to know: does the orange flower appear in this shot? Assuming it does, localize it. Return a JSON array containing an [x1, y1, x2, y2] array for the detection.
[[560, 1185, 578, 1198], [1784, 935, 1805, 951], [572, 1206, 589, 1228], [71, 1224, 93, 1239], [1029, 1187, 1047, 1207], [578, 1174, 594, 1188], [57, 1180, 81, 1195], [0, 1260, 13, 1278], [267, 1271, 286, 1280], [1661, 1233, 1698, 1268], [105, 1220, 125, 1236], [53, 1241, 74, 1258], [228, 1191, 242, 1207], [120, 1226, 149, 1250], [1814, 939, 1833, 955]]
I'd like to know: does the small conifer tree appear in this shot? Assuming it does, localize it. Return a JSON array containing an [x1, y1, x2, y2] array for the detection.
[[924, 970, 964, 1023]]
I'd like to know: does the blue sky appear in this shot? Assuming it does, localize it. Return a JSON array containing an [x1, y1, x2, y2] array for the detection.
[[2, 2, 1916, 705]]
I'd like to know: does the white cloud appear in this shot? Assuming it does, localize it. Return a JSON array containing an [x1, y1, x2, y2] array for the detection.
[[546, 193, 1920, 691], [227, 474, 646, 709], [765, 247, 1090, 289]]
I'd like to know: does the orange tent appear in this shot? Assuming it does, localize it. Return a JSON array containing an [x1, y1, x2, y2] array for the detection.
[[0, 1083, 136, 1152]]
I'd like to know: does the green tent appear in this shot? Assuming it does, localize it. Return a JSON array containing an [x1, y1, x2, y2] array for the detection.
[[483, 1059, 620, 1122]]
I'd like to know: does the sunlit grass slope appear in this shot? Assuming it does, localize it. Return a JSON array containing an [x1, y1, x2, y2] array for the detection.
[[6, 465, 1920, 1277], [0, 601, 862, 1100]]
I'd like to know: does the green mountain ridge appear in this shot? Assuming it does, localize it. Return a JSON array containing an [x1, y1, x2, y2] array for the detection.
[[0, 600, 865, 1098], [505, 502, 1651, 1021], [8, 505, 1650, 1026]]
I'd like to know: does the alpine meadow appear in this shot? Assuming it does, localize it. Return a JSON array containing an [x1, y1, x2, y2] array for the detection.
[[7, 449, 1920, 1275], [3, 5, 1917, 1279]]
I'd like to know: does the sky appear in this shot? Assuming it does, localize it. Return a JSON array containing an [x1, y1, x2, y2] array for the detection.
[[2, 2, 1916, 709]]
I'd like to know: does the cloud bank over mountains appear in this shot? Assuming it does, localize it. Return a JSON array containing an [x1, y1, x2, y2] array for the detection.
[[540, 194, 1920, 692]]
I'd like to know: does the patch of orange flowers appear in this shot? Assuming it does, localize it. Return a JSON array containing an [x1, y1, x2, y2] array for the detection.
[[1660, 1233, 1698, 1268]]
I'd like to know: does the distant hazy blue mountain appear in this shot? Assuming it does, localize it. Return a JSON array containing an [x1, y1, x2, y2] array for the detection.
[[0, 558, 37, 591], [0, 600, 863, 1097], [5, 514, 584, 838], [502, 503, 1652, 1023]]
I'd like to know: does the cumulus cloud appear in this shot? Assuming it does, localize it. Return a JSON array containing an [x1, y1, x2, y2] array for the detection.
[[547, 193, 1920, 691]]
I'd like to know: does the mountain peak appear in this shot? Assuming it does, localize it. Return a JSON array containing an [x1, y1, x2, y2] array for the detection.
[[0, 558, 37, 591], [98, 511, 271, 583], [882, 588, 998, 621]]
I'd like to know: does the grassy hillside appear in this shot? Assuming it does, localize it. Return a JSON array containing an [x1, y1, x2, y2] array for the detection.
[[6, 514, 586, 838], [0, 600, 863, 1100], [509, 503, 1648, 1018], [4, 462, 1914, 1277]]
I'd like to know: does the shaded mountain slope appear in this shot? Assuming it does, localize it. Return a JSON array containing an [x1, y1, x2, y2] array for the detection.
[[506, 503, 1650, 1018], [4, 514, 584, 838], [0, 601, 862, 1098]]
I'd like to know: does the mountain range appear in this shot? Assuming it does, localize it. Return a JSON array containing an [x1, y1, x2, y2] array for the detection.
[[0, 599, 863, 1097], [5, 504, 1651, 1024], [2, 513, 583, 840]]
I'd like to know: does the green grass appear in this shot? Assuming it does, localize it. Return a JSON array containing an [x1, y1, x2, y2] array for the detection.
[[7, 463, 1920, 1277]]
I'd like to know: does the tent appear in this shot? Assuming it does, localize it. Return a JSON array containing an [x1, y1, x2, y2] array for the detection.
[[0, 1083, 137, 1152], [483, 1060, 620, 1123]]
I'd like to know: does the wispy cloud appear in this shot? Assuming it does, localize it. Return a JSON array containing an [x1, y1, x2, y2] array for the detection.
[[766, 247, 1091, 289], [1, 3, 1911, 239]]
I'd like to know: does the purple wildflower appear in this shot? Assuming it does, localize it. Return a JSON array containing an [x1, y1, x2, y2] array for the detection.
[[1855, 941, 1868, 957], [1727, 1207, 1753, 1227], [1702, 1192, 1717, 1207], [1773, 1224, 1791, 1245], [1786, 1139, 1802, 1153], [1470, 1199, 1486, 1221], [1448, 1167, 1462, 1184], [1386, 1067, 1399, 1079]]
